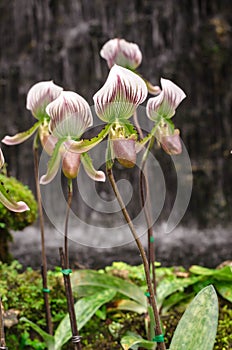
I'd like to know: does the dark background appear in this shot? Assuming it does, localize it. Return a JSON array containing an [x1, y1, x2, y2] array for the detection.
[[0, 0, 232, 228]]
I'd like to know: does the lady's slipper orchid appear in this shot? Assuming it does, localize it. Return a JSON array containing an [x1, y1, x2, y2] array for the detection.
[[40, 91, 105, 184], [2, 81, 63, 146], [146, 78, 186, 122], [100, 38, 142, 70], [0, 149, 29, 212], [156, 128, 182, 155], [93, 64, 147, 123]]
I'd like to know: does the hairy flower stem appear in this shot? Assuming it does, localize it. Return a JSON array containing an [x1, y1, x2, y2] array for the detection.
[[60, 180, 82, 350], [59, 248, 81, 350], [33, 141, 53, 335], [64, 179, 73, 269], [133, 111, 157, 294], [107, 168, 166, 350], [139, 136, 157, 294]]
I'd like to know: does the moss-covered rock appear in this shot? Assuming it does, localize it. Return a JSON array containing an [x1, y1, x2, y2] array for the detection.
[[0, 173, 37, 262]]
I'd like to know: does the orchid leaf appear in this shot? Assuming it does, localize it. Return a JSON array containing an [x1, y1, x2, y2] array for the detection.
[[20, 317, 55, 350], [169, 285, 218, 350], [67, 123, 111, 153], [71, 270, 147, 307], [0, 181, 29, 212], [2, 120, 42, 145], [214, 281, 232, 302], [40, 139, 64, 185], [121, 332, 156, 350], [190, 265, 232, 281], [81, 152, 105, 182], [54, 289, 116, 349], [112, 299, 147, 314]]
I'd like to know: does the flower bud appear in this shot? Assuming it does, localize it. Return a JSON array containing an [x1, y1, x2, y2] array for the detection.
[[100, 38, 142, 69]]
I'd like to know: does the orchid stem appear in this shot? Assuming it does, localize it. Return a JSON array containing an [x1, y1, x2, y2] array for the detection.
[[60, 178, 81, 350], [64, 179, 73, 268], [107, 168, 166, 350], [0, 297, 7, 348], [139, 136, 157, 294], [33, 138, 53, 335]]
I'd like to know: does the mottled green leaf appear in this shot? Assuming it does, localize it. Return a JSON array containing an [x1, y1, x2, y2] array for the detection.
[[71, 270, 146, 307], [113, 299, 147, 314], [214, 281, 232, 302], [20, 317, 55, 350], [169, 285, 218, 350], [121, 332, 156, 350], [54, 288, 116, 349]]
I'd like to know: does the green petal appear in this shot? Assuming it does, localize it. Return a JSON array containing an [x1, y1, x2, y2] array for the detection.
[[0, 182, 29, 212], [40, 139, 64, 185], [2, 120, 42, 145], [66, 123, 111, 153], [81, 152, 105, 182]]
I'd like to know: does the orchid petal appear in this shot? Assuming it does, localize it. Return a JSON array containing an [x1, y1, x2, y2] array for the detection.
[[146, 78, 186, 121], [66, 123, 111, 154], [2, 120, 42, 145], [0, 149, 5, 169], [0, 182, 29, 212], [100, 38, 142, 69], [47, 91, 93, 139], [39, 124, 58, 156], [26, 80, 63, 119], [93, 65, 147, 122], [40, 139, 64, 185], [81, 153, 106, 182]]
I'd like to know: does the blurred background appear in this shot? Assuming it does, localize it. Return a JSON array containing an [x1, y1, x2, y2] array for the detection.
[[0, 0, 231, 268]]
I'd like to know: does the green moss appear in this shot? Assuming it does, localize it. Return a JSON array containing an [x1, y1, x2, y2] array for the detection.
[[214, 303, 232, 349]]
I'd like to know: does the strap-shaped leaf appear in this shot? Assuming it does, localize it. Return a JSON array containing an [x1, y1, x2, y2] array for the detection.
[[121, 332, 156, 350], [20, 317, 55, 349], [169, 285, 218, 350]]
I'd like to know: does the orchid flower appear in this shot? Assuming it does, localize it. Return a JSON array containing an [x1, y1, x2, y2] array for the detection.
[[0, 148, 29, 212], [100, 38, 142, 70], [2, 81, 63, 146], [40, 91, 106, 184], [145, 78, 186, 155], [93, 64, 148, 168]]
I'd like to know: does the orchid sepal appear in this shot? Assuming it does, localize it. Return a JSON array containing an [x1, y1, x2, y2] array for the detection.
[[40, 139, 65, 185], [2, 120, 42, 146], [0, 182, 30, 212], [81, 152, 106, 182], [66, 123, 111, 154]]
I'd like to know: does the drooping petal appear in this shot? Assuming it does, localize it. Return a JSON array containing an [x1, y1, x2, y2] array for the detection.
[[40, 139, 64, 185], [0, 148, 5, 169], [26, 81, 63, 120], [0, 182, 29, 212], [93, 65, 147, 122], [47, 91, 93, 139], [100, 38, 142, 69], [66, 123, 111, 154], [2, 120, 42, 145], [81, 152, 106, 182], [146, 78, 186, 121]]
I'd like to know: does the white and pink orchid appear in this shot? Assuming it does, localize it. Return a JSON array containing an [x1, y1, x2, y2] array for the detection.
[[146, 78, 186, 122], [2, 81, 63, 146], [40, 91, 105, 184], [93, 64, 147, 123], [100, 38, 142, 70]]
